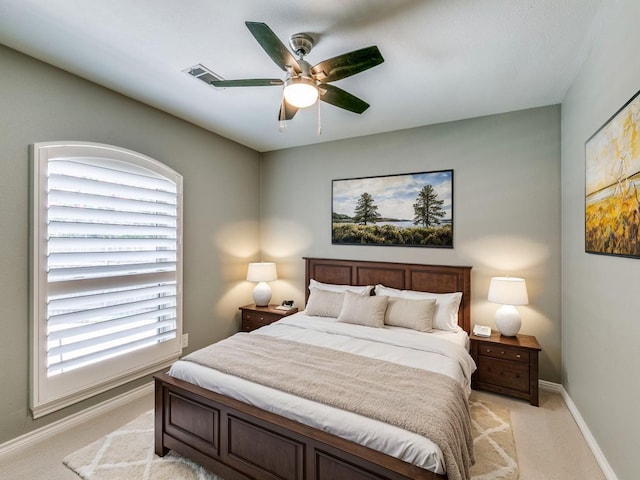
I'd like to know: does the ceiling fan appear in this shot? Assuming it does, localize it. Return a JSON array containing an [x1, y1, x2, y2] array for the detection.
[[211, 21, 385, 121]]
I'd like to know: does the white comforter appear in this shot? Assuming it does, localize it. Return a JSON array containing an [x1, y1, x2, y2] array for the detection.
[[169, 313, 476, 474]]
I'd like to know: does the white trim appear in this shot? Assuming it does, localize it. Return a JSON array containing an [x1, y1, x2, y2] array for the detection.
[[31, 357, 175, 419], [539, 380, 618, 480], [538, 379, 563, 393], [0, 381, 153, 459]]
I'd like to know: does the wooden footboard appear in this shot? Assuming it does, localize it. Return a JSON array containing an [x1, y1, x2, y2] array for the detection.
[[155, 372, 446, 480]]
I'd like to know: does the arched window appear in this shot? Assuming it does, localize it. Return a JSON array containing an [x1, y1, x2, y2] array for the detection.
[[31, 142, 183, 417]]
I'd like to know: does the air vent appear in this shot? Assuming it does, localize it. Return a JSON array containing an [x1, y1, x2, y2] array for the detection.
[[183, 64, 223, 87]]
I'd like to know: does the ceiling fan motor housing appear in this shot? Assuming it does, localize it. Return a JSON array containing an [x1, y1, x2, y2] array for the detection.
[[289, 33, 314, 57]]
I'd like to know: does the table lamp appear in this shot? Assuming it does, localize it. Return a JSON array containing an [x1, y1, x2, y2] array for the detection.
[[488, 276, 528, 336], [246, 262, 277, 307]]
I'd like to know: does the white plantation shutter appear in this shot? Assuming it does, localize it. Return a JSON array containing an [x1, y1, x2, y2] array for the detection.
[[31, 142, 183, 418]]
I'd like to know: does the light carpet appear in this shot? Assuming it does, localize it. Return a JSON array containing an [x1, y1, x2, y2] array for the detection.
[[64, 400, 518, 480]]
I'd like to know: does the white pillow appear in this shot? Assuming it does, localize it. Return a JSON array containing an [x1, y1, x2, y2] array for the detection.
[[337, 291, 388, 328], [309, 279, 373, 295], [384, 296, 436, 332], [374, 284, 462, 331], [305, 289, 345, 318]]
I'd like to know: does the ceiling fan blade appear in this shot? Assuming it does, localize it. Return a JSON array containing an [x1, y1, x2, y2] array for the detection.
[[319, 84, 370, 114], [279, 101, 298, 121], [211, 79, 283, 87], [312, 46, 384, 83], [245, 21, 301, 72]]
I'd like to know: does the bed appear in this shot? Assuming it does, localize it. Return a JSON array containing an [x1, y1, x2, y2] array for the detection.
[[154, 257, 473, 480]]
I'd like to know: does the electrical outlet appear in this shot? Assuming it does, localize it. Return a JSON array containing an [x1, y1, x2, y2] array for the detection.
[[182, 333, 189, 348]]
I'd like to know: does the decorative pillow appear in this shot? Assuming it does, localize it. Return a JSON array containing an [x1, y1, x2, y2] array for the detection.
[[384, 296, 436, 332], [309, 279, 373, 296], [337, 291, 388, 328], [374, 284, 462, 331], [304, 289, 345, 318]]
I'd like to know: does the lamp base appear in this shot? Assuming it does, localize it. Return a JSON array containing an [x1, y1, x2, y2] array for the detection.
[[252, 282, 272, 307], [495, 305, 521, 336]]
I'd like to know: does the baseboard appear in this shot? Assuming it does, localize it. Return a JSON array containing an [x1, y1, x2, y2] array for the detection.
[[539, 380, 618, 480], [0, 381, 153, 458]]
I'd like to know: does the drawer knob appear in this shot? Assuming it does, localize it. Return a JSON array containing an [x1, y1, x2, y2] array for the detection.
[[259, 316, 264, 320], [516, 354, 521, 358], [500, 351, 505, 355], [485, 348, 491, 353]]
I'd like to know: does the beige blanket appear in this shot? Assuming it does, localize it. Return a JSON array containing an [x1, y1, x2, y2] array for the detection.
[[183, 333, 474, 480]]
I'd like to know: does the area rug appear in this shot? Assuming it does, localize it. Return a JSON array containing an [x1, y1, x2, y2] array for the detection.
[[64, 400, 518, 480], [63, 410, 221, 480], [469, 399, 519, 480]]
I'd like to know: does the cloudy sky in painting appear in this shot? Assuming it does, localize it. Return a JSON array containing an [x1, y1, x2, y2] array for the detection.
[[332, 171, 452, 221]]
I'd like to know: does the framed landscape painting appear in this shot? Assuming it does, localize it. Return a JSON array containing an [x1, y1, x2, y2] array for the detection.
[[585, 89, 640, 258], [332, 170, 453, 247]]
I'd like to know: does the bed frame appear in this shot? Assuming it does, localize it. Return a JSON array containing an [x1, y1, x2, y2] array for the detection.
[[155, 258, 472, 480]]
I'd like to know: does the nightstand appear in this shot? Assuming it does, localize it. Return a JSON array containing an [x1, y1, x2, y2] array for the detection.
[[470, 330, 542, 406], [239, 304, 299, 332]]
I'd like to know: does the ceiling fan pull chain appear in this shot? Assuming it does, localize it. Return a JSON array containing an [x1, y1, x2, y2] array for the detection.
[[317, 99, 322, 136]]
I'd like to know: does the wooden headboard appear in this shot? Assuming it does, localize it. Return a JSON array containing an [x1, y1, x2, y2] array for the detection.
[[304, 257, 472, 333]]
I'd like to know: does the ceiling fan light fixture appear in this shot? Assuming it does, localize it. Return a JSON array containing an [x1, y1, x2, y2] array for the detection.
[[283, 76, 318, 108]]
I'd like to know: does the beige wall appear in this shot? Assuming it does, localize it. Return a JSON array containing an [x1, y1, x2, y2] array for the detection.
[[561, 1, 640, 478], [261, 106, 562, 383], [0, 45, 261, 443]]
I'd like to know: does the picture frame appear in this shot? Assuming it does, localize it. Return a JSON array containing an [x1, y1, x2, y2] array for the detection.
[[585, 89, 640, 258], [332, 170, 453, 247]]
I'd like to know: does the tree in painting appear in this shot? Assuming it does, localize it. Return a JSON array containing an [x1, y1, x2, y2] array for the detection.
[[413, 184, 445, 227], [353, 192, 381, 225]]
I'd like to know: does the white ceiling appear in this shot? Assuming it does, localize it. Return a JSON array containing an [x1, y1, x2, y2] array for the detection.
[[0, 0, 607, 152]]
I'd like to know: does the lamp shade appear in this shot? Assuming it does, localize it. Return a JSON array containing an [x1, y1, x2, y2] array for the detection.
[[488, 277, 528, 306], [246, 262, 277, 282]]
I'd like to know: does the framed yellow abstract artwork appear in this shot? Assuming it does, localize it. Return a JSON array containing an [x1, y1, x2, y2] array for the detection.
[[585, 89, 640, 258]]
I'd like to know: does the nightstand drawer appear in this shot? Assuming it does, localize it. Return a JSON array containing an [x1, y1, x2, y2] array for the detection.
[[241, 318, 270, 332], [478, 344, 529, 363], [242, 311, 279, 324], [239, 304, 299, 333], [478, 358, 529, 393], [241, 311, 279, 332]]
